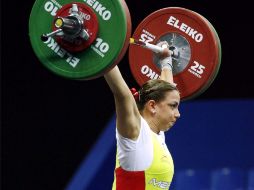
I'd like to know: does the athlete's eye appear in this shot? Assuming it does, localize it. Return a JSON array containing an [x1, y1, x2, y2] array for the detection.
[[169, 103, 178, 109], [168, 101, 180, 109]]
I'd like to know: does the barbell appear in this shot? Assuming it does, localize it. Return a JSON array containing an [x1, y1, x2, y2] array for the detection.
[[29, 0, 221, 100]]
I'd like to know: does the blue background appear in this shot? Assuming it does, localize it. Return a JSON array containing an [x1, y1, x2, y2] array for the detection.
[[66, 100, 254, 189]]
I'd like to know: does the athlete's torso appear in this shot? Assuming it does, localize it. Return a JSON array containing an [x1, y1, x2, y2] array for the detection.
[[112, 117, 174, 190]]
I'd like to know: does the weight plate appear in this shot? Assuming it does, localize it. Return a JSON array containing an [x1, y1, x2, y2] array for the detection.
[[179, 14, 222, 100], [29, 0, 129, 79], [129, 7, 221, 100], [191, 15, 222, 99], [111, 0, 132, 69], [86, 0, 132, 79]]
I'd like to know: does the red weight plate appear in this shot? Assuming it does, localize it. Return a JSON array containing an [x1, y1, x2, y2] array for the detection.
[[129, 7, 220, 100], [191, 15, 222, 99], [53, 2, 99, 52], [185, 15, 222, 100], [177, 14, 222, 100]]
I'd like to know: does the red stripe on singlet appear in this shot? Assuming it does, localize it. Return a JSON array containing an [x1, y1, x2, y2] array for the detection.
[[115, 167, 145, 190]]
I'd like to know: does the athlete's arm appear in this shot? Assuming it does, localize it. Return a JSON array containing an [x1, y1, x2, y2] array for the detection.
[[157, 42, 175, 84], [104, 66, 140, 140]]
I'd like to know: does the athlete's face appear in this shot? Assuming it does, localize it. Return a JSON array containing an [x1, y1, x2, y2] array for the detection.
[[155, 90, 181, 131]]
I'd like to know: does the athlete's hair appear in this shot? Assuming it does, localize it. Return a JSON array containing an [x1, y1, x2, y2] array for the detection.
[[137, 79, 179, 110]]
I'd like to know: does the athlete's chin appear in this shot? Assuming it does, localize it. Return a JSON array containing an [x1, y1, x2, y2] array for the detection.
[[163, 123, 175, 131], [169, 121, 177, 129]]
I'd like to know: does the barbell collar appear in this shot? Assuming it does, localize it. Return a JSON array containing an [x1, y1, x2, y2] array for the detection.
[[41, 28, 63, 42]]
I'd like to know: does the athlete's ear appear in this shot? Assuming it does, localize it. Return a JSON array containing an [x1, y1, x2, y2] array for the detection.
[[147, 100, 156, 113]]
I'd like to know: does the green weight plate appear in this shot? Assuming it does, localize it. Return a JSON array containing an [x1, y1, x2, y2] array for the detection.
[[111, 0, 132, 68], [85, 0, 132, 79], [29, 0, 128, 79]]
